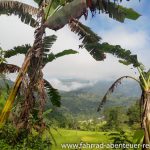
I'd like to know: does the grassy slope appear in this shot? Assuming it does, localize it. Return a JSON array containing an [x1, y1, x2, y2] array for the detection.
[[50, 128, 112, 150]]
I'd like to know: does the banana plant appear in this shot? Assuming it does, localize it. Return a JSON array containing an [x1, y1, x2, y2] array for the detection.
[[0, 0, 140, 129], [0, 35, 78, 128], [97, 58, 150, 147]]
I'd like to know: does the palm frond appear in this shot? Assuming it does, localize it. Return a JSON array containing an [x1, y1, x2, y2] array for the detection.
[[55, 49, 78, 58], [69, 19, 101, 43], [43, 49, 78, 66], [4, 44, 31, 58], [44, 79, 61, 107], [0, 63, 20, 74], [69, 19, 105, 61], [89, 0, 140, 22], [97, 76, 140, 111], [4, 35, 56, 59], [45, 0, 140, 31], [69, 19, 140, 63], [0, 1, 39, 27], [85, 42, 140, 67]]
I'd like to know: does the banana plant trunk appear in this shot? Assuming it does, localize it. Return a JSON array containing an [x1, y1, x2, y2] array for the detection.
[[142, 91, 150, 150], [0, 55, 31, 126]]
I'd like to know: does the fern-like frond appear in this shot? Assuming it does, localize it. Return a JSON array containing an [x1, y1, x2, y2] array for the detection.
[[0, 1, 39, 27], [44, 79, 61, 107], [97, 76, 140, 111], [0, 63, 20, 73], [4, 44, 31, 58]]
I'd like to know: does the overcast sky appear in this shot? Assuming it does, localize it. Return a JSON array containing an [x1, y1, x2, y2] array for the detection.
[[0, 0, 149, 85]]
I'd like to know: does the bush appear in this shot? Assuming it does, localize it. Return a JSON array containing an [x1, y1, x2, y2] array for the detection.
[[0, 123, 52, 150]]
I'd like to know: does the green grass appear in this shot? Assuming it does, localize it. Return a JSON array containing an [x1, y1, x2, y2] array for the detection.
[[50, 128, 112, 150]]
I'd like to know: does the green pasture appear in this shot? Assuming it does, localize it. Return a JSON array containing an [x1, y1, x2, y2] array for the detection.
[[50, 128, 114, 150]]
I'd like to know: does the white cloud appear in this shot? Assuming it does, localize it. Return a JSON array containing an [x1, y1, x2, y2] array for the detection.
[[100, 26, 150, 68], [49, 78, 96, 91], [0, 9, 147, 83], [101, 26, 148, 51], [0, 16, 35, 49], [43, 26, 137, 81]]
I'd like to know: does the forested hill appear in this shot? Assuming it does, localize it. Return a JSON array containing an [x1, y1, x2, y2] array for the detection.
[[61, 79, 141, 97], [50, 79, 141, 118], [0, 78, 141, 118]]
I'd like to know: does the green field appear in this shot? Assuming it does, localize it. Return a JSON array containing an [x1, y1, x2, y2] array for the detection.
[[50, 129, 116, 150]]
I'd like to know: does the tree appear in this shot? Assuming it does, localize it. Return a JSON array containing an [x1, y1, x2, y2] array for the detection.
[[0, 38, 78, 128], [127, 101, 141, 127], [0, 0, 140, 131], [103, 106, 127, 131], [98, 58, 150, 148]]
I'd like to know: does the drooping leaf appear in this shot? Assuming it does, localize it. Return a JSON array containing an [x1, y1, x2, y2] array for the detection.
[[89, 0, 140, 22], [0, 1, 39, 27], [97, 76, 140, 111], [44, 79, 61, 107], [69, 19, 141, 63], [4, 35, 56, 59], [43, 49, 78, 65], [55, 49, 78, 58], [4, 44, 31, 58], [69, 19, 105, 61], [45, 0, 140, 31], [69, 19, 101, 43], [0, 63, 20, 74], [85, 42, 140, 66]]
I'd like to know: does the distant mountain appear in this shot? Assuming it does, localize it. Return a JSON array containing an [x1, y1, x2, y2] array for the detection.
[[63, 79, 141, 97], [0, 77, 141, 119], [75, 81, 141, 97], [51, 79, 141, 118]]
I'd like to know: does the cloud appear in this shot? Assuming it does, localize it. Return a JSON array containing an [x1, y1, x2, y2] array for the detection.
[[0, 16, 35, 49], [1, 0, 149, 82], [43, 26, 138, 81], [49, 78, 96, 91], [2, 19, 139, 82], [100, 26, 150, 67], [101, 26, 149, 50]]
